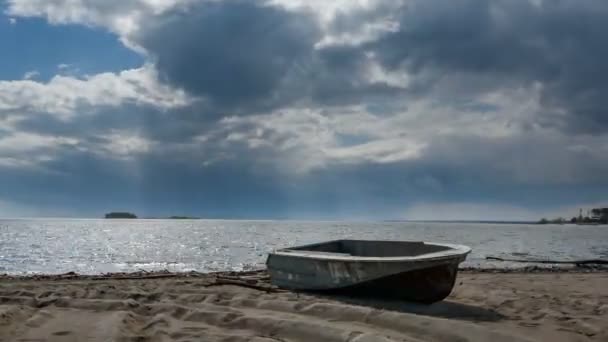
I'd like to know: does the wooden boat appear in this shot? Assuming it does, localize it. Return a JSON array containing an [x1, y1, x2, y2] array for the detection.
[[266, 240, 471, 303]]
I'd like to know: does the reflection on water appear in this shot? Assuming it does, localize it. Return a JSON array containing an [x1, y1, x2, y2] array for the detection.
[[1, 219, 607, 274]]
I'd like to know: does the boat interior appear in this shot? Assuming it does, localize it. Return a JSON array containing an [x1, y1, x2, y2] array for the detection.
[[285, 240, 452, 257]]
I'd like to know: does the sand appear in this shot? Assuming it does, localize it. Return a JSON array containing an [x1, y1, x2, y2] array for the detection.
[[0, 271, 606, 342]]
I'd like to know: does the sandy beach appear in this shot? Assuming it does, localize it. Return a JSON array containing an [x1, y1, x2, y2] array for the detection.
[[0, 270, 606, 342]]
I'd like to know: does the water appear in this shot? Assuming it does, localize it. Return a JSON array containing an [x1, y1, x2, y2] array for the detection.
[[1, 219, 607, 275]]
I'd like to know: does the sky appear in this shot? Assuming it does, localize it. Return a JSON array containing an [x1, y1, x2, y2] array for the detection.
[[1, 0, 607, 220]]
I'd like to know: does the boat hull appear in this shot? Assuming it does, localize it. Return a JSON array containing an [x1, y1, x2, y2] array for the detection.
[[331, 263, 458, 303], [266, 240, 470, 303]]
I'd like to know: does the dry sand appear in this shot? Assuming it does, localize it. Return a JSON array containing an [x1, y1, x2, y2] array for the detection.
[[0, 270, 606, 342]]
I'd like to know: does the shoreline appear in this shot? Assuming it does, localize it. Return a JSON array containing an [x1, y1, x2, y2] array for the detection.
[[2, 265, 608, 282]]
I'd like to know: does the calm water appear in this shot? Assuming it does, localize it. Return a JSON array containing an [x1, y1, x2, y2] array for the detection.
[[1, 219, 607, 275]]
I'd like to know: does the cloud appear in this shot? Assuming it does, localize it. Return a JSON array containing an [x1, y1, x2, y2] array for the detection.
[[129, 0, 608, 133], [8, 0, 406, 113], [217, 103, 608, 185], [6, 0, 190, 36], [2, 0, 608, 218], [8, 17, 17, 25], [8, 0, 608, 130], [22, 70, 39, 80], [55, 63, 81, 76], [131, 0, 404, 114], [0, 65, 189, 119], [135, 0, 320, 112], [363, 0, 608, 133]]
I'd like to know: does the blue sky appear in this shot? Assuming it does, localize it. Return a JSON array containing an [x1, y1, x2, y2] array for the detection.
[[1, 0, 607, 220], [0, 14, 141, 81]]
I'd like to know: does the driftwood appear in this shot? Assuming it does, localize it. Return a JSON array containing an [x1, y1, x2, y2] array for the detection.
[[3, 270, 269, 282], [486, 256, 608, 265], [90, 274, 185, 281], [216, 275, 270, 283], [88, 274, 282, 293], [204, 279, 284, 293]]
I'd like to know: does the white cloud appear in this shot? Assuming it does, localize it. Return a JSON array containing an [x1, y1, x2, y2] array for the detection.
[[6, 0, 400, 53], [0, 129, 157, 171], [365, 58, 411, 88], [6, 0, 191, 36], [271, 0, 390, 25], [5, 0, 386, 34], [8, 17, 17, 24], [218, 83, 536, 168], [0, 157, 34, 168], [55, 63, 80, 76], [0, 65, 190, 119], [315, 17, 400, 48], [96, 130, 155, 159], [22, 70, 39, 80], [214, 83, 608, 185], [219, 101, 502, 172], [0, 132, 78, 152], [0, 64, 191, 169], [0, 132, 78, 168]]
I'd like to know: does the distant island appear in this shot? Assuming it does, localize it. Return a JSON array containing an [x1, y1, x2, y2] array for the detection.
[[104, 213, 201, 219], [105, 212, 138, 219], [538, 207, 608, 225]]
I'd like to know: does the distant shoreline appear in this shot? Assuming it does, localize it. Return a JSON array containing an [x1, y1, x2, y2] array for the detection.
[[104, 212, 201, 220], [0, 218, 585, 224], [384, 220, 538, 224]]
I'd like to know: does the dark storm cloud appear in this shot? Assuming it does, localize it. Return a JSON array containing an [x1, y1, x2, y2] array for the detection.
[[128, 0, 608, 130], [136, 0, 319, 113], [307, 45, 404, 106], [366, 0, 608, 132], [134, 0, 405, 115]]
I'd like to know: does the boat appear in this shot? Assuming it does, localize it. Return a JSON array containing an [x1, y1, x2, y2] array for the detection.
[[266, 239, 471, 303]]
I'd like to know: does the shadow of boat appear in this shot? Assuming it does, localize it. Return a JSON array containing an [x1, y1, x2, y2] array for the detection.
[[311, 293, 505, 322]]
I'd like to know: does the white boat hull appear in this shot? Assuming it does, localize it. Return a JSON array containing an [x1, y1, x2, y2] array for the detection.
[[266, 240, 471, 303]]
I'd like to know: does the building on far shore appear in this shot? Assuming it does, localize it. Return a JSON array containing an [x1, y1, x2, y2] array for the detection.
[[590, 208, 608, 223]]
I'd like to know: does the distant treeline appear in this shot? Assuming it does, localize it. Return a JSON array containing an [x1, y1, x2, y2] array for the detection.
[[104, 212, 199, 219], [105, 212, 137, 219]]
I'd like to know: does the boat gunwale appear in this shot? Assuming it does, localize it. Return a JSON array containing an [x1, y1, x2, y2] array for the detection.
[[269, 239, 472, 263]]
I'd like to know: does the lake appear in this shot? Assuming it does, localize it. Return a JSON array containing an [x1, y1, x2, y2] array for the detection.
[[1, 219, 607, 274]]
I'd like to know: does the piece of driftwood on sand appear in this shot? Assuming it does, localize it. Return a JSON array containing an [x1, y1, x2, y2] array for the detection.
[[486, 256, 608, 265]]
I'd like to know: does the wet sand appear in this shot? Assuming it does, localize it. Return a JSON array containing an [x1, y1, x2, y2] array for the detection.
[[0, 270, 606, 341]]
